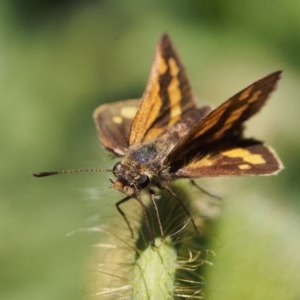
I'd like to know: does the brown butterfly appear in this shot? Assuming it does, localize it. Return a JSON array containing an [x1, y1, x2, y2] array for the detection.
[[34, 34, 283, 243]]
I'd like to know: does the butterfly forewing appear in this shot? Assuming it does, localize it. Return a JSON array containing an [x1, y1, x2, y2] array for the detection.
[[94, 99, 139, 156], [129, 34, 196, 146], [174, 141, 283, 178], [165, 71, 282, 172]]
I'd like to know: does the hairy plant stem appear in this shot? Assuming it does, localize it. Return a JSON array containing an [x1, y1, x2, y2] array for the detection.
[[89, 182, 219, 299]]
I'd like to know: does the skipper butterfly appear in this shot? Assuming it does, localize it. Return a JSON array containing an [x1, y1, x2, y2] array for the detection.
[[34, 34, 283, 243]]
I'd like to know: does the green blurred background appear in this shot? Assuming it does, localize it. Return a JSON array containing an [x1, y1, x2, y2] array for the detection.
[[1, 0, 299, 299]]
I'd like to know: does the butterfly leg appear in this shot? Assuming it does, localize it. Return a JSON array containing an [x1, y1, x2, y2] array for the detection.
[[116, 195, 155, 245], [149, 188, 164, 238], [115, 196, 135, 239], [165, 187, 199, 235], [190, 179, 221, 200], [135, 194, 155, 246]]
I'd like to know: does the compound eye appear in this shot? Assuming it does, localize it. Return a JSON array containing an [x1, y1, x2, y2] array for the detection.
[[112, 162, 122, 175], [136, 174, 150, 188]]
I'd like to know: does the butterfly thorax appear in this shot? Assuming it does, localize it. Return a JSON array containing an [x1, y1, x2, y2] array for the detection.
[[111, 128, 184, 196]]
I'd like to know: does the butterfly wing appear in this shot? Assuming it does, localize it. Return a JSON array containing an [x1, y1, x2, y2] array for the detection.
[[165, 71, 283, 176], [174, 140, 283, 177], [94, 99, 139, 156], [129, 34, 197, 146]]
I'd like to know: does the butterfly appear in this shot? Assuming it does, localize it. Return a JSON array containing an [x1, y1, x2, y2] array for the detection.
[[34, 34, 283, 243]]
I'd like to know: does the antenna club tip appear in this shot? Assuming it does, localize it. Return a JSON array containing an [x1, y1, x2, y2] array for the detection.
[[32, 171, 59, 177]]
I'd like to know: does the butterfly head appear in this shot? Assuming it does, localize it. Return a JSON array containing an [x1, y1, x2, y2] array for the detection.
[[111, 161, 150, 196]]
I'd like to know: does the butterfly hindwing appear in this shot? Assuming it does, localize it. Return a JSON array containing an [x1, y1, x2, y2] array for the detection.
[[94, 99, 139, 156], [129, 34, 196, 146], [165, 71, 282, 173]]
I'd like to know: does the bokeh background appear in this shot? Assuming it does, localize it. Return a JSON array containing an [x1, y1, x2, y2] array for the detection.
[[1, 1, 300, 299]]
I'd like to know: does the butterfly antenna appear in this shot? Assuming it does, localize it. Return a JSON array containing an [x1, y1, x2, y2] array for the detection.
[[32, 168, 112, 177]]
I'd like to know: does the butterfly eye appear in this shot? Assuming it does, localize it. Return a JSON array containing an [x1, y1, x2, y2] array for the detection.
[[136, 174, 150, 188], [112, 162, 122, 175]]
